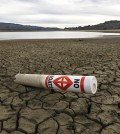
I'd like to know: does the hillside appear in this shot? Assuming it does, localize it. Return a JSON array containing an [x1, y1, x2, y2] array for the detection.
[[64, 20, 120, 30], [1, 21, 120, 31], [0, 22, 61, 31]]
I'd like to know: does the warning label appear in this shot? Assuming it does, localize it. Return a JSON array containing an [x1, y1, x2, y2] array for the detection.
[[45, 75, 85, 93], [53, 76, 73, 90]]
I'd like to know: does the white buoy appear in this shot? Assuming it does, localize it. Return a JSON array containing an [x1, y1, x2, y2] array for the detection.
[[14, 74, 97, 94]]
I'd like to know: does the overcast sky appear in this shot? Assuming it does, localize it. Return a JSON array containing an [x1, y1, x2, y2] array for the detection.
[[0, 0, 120, 28]]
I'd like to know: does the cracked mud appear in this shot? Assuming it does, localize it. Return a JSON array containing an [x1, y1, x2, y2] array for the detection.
[[0, 38, 120, 134]]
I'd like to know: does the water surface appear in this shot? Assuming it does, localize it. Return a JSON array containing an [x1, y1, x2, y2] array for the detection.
[[0, 31, 120, 40]]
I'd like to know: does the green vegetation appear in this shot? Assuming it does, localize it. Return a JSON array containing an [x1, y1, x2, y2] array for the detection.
[[64, 20, 120, 30]]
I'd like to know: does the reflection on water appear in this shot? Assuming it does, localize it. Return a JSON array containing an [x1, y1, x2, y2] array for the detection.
[[0, 31, 120, 40]]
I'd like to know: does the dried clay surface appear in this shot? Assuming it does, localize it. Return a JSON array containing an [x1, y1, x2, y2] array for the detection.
[[0, 38, 120, 134]]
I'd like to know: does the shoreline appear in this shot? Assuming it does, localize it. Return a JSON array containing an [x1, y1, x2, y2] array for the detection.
[[0, 29, 120, 33]]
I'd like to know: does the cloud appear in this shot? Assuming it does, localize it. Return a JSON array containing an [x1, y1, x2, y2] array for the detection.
[[0, 0, 120, 28]]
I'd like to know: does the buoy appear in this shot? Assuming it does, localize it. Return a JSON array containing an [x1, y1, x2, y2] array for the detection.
[[14, 74, 97, 94]]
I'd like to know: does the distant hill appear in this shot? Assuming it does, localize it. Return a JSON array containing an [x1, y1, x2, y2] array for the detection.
[[64, 20, 120, 30], [0, 22, 61, 31], [1, 20, 120, 31]]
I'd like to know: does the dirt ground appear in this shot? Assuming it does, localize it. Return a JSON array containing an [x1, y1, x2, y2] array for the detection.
[[0, 38, 120, 134]]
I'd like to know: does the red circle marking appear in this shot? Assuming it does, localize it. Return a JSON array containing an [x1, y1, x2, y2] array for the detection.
[[45, 75, 49, 89], [80, 76, 85, 93]]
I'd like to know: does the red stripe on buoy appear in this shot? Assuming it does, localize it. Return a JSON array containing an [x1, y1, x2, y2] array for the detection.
[[80, 76, 85, 93], [45, 75, 49, 89]]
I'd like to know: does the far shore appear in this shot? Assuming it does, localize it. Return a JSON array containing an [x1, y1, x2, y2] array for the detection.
[[80, 29, 120, 33]]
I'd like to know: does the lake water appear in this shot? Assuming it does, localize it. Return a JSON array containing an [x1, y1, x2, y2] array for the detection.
[[0, 31, 120, 40]]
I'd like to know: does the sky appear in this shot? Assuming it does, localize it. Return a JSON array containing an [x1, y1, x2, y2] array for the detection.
[[0, 0, 120, 28]]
